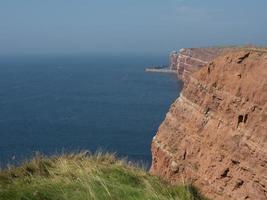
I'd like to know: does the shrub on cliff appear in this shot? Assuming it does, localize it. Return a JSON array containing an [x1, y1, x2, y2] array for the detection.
[[0, 152, 206, 200]]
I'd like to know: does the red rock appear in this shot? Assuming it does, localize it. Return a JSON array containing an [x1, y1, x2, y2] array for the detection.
[[151, 49, 267, 200], [170, 48, 231, 83]]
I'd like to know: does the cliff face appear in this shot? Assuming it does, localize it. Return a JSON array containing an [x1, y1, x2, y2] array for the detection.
[[151, 50, 267, 200], [170, 48, 229, 82]]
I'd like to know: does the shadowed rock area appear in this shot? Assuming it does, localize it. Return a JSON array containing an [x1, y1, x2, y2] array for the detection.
[[151, 49, 267, 200]]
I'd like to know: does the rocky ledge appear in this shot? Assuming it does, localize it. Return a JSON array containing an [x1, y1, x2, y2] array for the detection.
[[151, 49, 267, 200]]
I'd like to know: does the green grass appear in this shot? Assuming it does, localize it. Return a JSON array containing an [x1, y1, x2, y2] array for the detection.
[[0, 152, 207, 200]]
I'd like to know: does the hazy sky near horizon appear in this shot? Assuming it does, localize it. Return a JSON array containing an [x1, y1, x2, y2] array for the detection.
[[0, 0, 266, 55]]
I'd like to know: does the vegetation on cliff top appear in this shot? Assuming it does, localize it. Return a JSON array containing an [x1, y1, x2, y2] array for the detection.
[[0, 152, 206, 200]]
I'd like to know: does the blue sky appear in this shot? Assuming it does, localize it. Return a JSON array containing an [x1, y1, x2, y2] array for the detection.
[[0, 0, 266, 55]]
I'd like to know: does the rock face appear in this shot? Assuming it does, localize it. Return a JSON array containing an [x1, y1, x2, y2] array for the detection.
[[151, 50, 267, 200], [170, 48, 229, 82]]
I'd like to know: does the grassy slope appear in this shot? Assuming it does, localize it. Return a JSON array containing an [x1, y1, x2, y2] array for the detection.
[[0, 152, 207, 200]]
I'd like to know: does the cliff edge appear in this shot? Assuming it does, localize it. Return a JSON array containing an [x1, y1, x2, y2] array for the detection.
[[170, 48, 227, 82], [151, 49, 267, 200]]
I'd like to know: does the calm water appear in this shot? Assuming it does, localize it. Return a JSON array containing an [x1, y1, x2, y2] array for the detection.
[[0, 54, 182, 167]]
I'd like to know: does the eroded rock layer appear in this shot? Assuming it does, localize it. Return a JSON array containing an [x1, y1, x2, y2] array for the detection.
[[170, 48, 229, 82], [151, 50, 267, 200]]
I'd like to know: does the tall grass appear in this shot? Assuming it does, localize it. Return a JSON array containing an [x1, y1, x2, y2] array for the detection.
[[0, 152, 207, 200]]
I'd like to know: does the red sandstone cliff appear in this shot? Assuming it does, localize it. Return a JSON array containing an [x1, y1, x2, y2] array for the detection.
[[170, 48, 231, 82], [151, 49, 267, 200]]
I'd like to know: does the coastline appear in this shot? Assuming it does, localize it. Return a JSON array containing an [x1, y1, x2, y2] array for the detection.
[[150, 48, 267, 200], [145, 67, 176, 73]]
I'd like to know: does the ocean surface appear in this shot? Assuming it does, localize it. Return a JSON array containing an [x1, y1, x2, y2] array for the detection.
[[0, 54, 182, 167]]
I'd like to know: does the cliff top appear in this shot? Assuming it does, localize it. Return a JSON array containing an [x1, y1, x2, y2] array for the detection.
[[0, 152, 207, 200], [171, 46, 267, 55]]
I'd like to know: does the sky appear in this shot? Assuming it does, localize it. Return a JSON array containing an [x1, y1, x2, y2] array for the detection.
[[0, 0, 267, 55]]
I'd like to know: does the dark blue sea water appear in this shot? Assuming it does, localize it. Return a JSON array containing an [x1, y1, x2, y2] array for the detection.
[[0, 54, 182, 167]]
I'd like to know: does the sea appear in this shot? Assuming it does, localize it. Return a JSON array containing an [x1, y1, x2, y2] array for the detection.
[[0, 54, 182, 168]]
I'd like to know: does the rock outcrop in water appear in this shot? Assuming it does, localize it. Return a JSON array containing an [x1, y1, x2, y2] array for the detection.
[[151, 49, 267, 200]]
